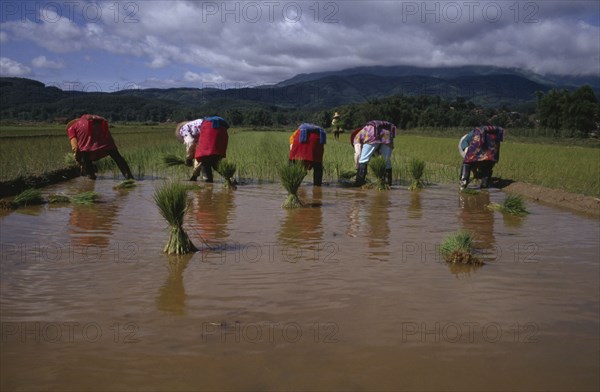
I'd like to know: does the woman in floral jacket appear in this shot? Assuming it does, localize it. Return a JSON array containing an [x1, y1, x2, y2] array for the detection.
[[459, 125, 505, 189], [350, 120, 397, 186]]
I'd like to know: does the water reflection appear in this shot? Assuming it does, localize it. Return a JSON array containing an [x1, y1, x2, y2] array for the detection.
[[447, 262, 484, 277], [190, 186, 235, 248], [347, 192, 391, 261], [278, 188, 324, 262], [407, 192, 422, 219], [155, 254, 193, 315], [68, 182, 120, 248], [457, 190, 496, 269]]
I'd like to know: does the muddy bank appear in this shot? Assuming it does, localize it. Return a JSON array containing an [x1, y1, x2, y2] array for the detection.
[[501, 181, 600, 219], [0, 166, 80, 198]]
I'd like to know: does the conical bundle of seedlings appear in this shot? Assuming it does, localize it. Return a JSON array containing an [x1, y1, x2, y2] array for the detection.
[[439, 230, 483, 265], [369, 155, 389, 191], [217, 159, 237, 189], [408, 158, 426, 191], [153, 182, 198, 254], [488, 194, 529, 216], [280, 163, 307, 208]]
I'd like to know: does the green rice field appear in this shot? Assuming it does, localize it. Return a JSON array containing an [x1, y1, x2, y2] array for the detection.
[[1, 124, 598, 196]]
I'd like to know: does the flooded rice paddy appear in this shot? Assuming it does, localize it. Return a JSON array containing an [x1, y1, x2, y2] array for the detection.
[[1, 177, 599, 391]]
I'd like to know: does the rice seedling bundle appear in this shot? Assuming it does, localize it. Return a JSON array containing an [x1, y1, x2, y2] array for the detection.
[[280, 163, 306, 208], [163, 154, 186, 167], [337, 170, 357, 181], [408, 158, 426, 191], [69, 191, 100, 205], [216, 159, 237, 189], [439, 231, 483, 265], [64, 153, 77, 165], [369, 155, 389, 191], [114, 179, 137, 189], [13, 189, 45, 207], [153, 182, 198, 254], [47, 191, 101, 204], [488, 194, 529, 216], [47, 194, 72, 204]]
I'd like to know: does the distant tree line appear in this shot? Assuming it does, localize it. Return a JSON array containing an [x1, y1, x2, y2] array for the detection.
[[535, 85, 599, 137], [2, 79, 597, 137]]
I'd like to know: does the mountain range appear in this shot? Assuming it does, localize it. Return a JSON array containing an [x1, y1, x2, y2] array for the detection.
[[1, 65, 598, 118]]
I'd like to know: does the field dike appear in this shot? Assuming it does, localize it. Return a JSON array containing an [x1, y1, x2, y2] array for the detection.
[[0, 168, 598, 219], [500, 181, 600, 219], [0, 166, 80, 198]]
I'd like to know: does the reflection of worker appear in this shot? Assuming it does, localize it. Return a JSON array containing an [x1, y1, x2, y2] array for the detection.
[[191, 116, 229, 182], [69, 182, 119, 249], [459, 125, 505, 189], [191, 186, 234, 245], [278, 188, 324, 251], [289, 123, 327, 186], [67, 114, 133, 180], [331, 112, 342, 140], [456, 191, 495, 275], [175, 118, 203, 174], [350, 120, 397, 187]]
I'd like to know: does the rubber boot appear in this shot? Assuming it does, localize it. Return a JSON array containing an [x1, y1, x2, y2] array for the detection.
[[313, 162, 323, 186], [385, 168, 392, 187], [81, 153, 96, 180], [459, 163, 471, 190], [202, 163, 214, 183], [354, 163, 367, 187], [480, 177, 490, 189], [480, 162, 494, 189], [110, 150, 134, 180]]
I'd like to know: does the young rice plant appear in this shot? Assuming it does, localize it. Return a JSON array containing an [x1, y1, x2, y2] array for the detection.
[[280, 163, 306, 208], [153, 182, 198, 255], [439, 230, 483, 265]]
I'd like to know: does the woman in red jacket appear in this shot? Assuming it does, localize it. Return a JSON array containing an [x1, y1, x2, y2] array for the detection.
[[67, 114, 133, 180], [190, 116, 229, 182], [289, 123, 327, 186]]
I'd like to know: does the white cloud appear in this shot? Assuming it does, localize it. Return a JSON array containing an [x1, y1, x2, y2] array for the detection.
[[32, 55, 65, 69], [0, 0, 598, 87], [0, 57, 32, 77], [0, 31, 8, 44]]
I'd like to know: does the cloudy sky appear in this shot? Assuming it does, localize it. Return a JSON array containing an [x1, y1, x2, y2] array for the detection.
[[0, 0, 598, 92]]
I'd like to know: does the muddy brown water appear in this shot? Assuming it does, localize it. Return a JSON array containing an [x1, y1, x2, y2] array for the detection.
[[1, 178, 598, 391]]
